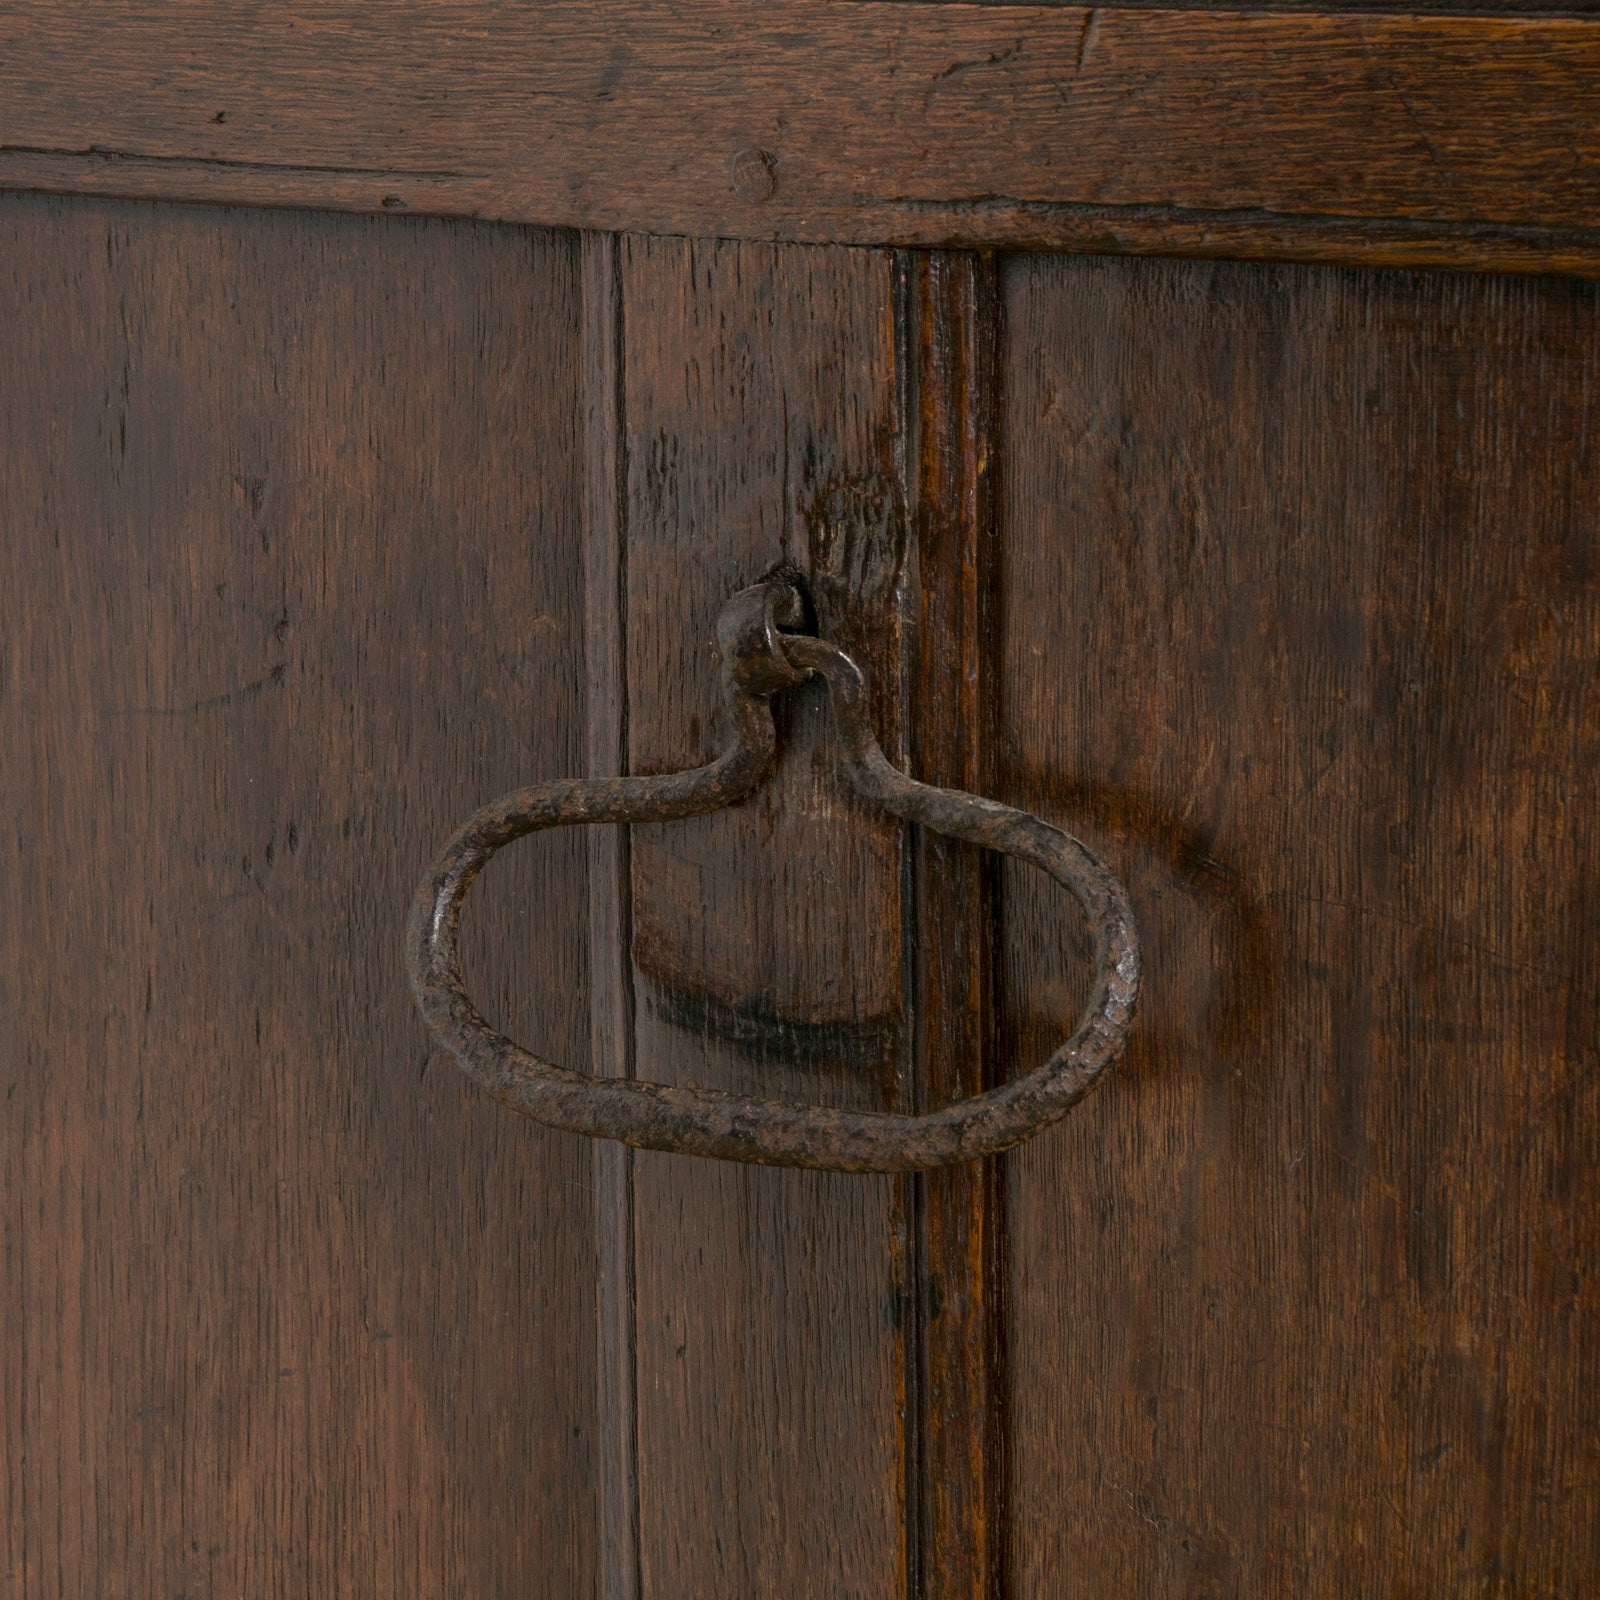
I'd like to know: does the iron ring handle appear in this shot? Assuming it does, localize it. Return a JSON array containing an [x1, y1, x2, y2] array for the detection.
[[406, 579, 1140, 1172]]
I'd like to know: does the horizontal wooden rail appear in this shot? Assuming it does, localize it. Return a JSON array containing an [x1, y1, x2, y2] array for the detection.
[[3, 3, 1599, 272]]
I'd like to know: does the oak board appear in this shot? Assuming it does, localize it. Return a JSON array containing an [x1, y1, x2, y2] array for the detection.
[[2, 5, 1600, 273]]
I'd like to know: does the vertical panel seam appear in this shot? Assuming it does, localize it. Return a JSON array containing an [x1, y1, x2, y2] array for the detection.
[[583, 226, 641, 1600]]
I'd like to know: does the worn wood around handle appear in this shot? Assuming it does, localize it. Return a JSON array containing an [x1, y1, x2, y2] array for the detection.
[[4, 4, 1600, 273], [620, 234, 909, 1596]]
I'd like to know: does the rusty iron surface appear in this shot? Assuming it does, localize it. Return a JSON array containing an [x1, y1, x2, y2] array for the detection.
[[406, 578, 1140, 1171]]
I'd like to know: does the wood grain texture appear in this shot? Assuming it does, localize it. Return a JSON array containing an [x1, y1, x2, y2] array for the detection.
[[0, 195, 598, 1596], [903, 251, 1006, 1600], [4, 5, 1600, 274], [912, 0, 1600, 9], [996, 253, 1600, 1595], [582, 229, 641, 1600], [620, 234, 909, 1598]]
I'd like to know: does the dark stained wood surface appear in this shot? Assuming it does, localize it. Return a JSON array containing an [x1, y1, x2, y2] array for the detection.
[[904, 251, 1007, 1600], [619, 234, 910, 1597], [6, 14, 1598, 1587], [4, 4, 1600, 274], [996, 253, 1600, 1595], [582, 229, 642, 1600], [0, 195, 599, 1596], [934, 0, 1600, 8]]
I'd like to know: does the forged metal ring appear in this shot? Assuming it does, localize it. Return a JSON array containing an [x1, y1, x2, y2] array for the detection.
[[406, 579, 1140, 1172]]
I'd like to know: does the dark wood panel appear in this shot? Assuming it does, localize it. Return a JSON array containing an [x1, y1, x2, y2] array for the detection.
[[620, 235, 909, 1597], [3, 4, 1600, 274], [0, 196, 598, 1595], [997, 254, 1600, 1594]]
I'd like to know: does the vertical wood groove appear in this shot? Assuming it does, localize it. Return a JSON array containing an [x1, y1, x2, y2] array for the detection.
[[892, 251, 929, 1600], [902, 250, 1006, 1600], [582, 227, 641, 1600]]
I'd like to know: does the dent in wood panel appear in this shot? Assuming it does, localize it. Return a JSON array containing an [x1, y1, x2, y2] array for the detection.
[[624, 234, 907, 1046]]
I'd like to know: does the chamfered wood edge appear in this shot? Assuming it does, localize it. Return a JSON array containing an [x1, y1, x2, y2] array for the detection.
[[901, 249, 1009, 1600], [5, 152, 1600, 280], [3, 3, 1600, 277]]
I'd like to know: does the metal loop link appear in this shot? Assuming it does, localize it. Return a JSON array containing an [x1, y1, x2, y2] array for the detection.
[[406, 578, 1140, 1171]]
